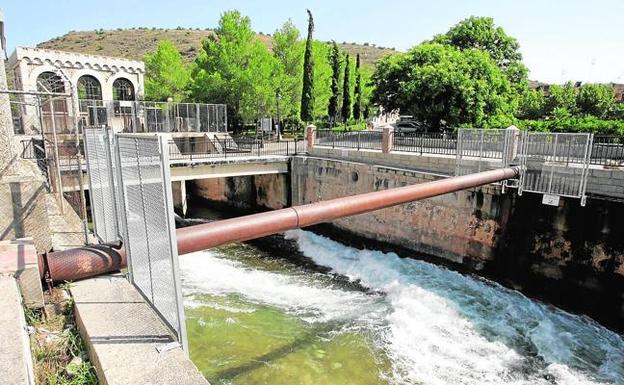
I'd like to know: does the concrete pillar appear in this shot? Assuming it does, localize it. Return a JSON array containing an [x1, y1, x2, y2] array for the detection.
[[382, 125, 394, 154], [0, 9, 16, 172], [306, 124, 316, 151], [505, 125, 521, 165], [172, 180, 187, 217]]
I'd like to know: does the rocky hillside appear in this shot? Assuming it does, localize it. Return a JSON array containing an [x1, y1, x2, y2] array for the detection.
[[37, 28, 397, 67]]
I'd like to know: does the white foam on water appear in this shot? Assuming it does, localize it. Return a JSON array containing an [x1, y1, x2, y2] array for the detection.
[[180, 249, 382, 323], [285, 229, 624, 385]]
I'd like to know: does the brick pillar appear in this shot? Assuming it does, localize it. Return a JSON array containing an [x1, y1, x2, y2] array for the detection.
[[306, 124, 316, 151], [505, 125, 521, 165], [382, 125, 394, 153], [0, 10, 15, 172]]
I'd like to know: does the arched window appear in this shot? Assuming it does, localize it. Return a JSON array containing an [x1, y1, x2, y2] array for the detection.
[[37, 72, 69, 133], [112, 78, 135, 119], [77, 75, 105, 125], [113, 78, 135, 101], [77, 75, 102, 101], [36, 71, 65, 94]]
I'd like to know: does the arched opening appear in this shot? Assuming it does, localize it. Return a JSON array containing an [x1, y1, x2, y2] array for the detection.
[[112, 78, 135, 128], [37, 71, 69, 133], [113, 78, 135, 101], [77, 75, 102, 101], [77, 75, 106, 126]]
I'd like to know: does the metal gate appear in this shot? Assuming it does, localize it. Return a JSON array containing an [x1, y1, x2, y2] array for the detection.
[[518, 132, 592, 205], [84, 127, 120, 243], [84, 129, 188, 350], [114, 134, 187, 350], [455, 128, 518, 177]]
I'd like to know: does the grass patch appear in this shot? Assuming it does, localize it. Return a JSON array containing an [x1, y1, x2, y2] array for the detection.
[[26, 288, 98, 385]]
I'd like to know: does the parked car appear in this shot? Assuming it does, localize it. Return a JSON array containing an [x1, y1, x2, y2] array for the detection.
[[394, 121, 426, 135]]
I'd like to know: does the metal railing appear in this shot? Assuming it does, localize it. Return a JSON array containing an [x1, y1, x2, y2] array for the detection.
[[393, 132, 457, 155], [168, 136, 304, 161], [315, 130, 383, 150], [518, 132, 592, 203], [590, 135, 624, 166]]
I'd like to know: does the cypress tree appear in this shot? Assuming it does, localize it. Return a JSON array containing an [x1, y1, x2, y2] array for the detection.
[[341, 54, 351, 124], [300, 9, 315, 122], [328, 41, 341, 125], [353, 53, 362, 122]]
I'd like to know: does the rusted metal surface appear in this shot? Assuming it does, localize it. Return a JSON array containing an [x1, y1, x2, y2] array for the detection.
[[42, 245, 126, 282], [42, 167, 518, 281]]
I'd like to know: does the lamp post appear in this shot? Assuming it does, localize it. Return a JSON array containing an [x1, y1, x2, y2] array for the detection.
[[275, 90, 281, 142]]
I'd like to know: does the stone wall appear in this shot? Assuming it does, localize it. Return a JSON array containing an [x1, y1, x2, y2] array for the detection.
[[292, 156, 505, 266]]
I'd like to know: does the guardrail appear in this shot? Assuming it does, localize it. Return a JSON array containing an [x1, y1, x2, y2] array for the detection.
[[315, 128, 624, 167], [393, 132, 457, 155], [168, 136, 304, 161], [315, 130, 383, 150], [591, 135, 624, 166]]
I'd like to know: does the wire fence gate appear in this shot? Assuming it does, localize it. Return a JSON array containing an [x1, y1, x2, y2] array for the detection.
[[518, 132, 592, 206], [83, 127, 188, 351]]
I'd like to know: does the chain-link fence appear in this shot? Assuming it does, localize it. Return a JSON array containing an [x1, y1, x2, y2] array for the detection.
[[114, 134, 187, 350]]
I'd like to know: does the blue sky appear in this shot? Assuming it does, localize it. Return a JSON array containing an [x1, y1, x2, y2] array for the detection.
[[2, 0, 623, 83]]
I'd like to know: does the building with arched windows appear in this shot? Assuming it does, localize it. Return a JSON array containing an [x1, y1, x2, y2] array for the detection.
[[7, 46, 144, 135]]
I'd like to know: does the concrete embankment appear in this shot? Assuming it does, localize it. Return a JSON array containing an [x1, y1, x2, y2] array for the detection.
[[71, 274, 208, 385]]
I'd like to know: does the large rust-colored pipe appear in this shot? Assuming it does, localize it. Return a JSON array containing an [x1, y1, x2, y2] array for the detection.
[[43, 167, 519, 282]]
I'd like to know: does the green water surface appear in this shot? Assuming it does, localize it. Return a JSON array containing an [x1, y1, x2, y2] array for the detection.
[[184, 243, 391, 385]]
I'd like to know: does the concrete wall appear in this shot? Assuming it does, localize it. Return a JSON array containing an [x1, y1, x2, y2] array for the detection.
[[192, 173, 290, 210]]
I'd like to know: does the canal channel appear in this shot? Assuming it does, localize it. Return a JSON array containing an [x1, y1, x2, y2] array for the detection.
[[179, 200, 624, 385]]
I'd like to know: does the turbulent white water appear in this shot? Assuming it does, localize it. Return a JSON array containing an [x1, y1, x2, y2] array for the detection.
[[180, 230, 624, 385]]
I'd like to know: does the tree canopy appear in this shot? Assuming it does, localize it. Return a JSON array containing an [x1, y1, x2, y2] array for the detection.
[[190, 10, 277, 124], [372, 43, 514, 129], [144, 40, 191, 102], [272, 20, 304, 119], [432, 16, 527, 87]]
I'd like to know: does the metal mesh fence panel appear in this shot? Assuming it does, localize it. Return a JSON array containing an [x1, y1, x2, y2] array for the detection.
[[84, 127, 119, 243], [518, 132, 592, 203], [456, 128, 515, 177], [115, 134, 187, 350]]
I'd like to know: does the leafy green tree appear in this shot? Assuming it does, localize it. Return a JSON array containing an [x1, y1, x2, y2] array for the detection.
[[517, 89, 546, 119], [191, 11, 277, 127], [341, 54, 352, 123], [576, 83, 615, 118], [273, 20, 304, 119], [310, 41, 333, 119], [432, 16, 527, 88], [144, 40, 191, 101], [371, 43, 514, 129], [353, 54, 362, 121], [300, 9, 315, 122], [546, 82, 577, 116], [327, 41, 341, 123]]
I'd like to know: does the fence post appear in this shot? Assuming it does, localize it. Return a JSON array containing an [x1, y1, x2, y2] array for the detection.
[[504, 125, 521, 165], [382, 125, 394, 154], [306, 124, 316, 152]]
